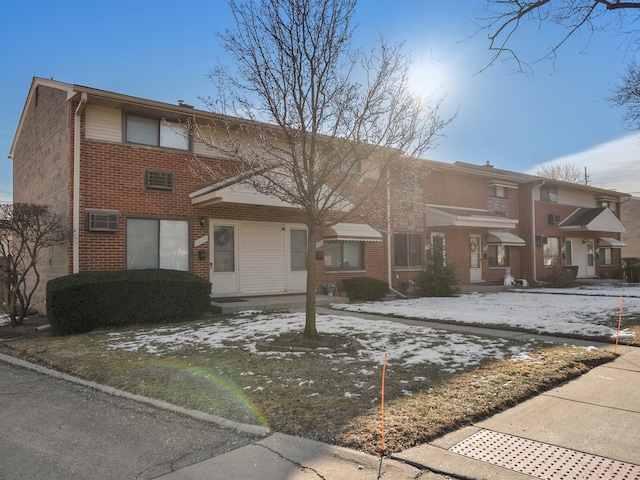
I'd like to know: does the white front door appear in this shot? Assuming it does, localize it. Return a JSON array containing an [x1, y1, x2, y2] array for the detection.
[[566, 238, 596, 278], [210, 222, 239, 295], [469, 235, 483, 282]]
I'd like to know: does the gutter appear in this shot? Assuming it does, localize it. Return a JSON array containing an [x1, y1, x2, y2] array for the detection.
[[531, 180, 545, 284], [73, 92, 88, 274]]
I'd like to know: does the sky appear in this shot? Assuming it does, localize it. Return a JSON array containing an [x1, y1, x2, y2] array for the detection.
[[1, 0, 639, 202]]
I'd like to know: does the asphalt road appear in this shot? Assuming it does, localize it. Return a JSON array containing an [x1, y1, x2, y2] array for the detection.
[[0, 360, 258, 479]]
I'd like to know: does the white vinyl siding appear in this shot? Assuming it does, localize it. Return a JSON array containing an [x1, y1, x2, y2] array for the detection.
[[84, 105, 122, 142], [239, 222, 286, 295]]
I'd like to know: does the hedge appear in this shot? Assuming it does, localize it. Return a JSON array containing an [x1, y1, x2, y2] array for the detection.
[[46, 269, 211, 336], [341, 277, 389, 301]]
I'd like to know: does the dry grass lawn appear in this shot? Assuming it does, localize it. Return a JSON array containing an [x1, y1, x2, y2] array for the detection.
[[0, 315, 617, 455]]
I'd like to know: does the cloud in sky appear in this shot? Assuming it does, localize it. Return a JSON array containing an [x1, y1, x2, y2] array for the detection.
[[530, 134, 640, 196]]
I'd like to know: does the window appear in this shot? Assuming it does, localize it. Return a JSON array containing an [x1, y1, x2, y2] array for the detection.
[[145, 170, 174, 191], [126, 115, 189, 150], [213, 225, 235, 272], [290, 229, 307, 271], [430, 234, 446, 267], [565, 240, 573, 265], [599, 247, 613, 265], [540, 185, 558, 203], [127, 218, 189, 271], [340, 160, 361, 174], [324, 241, 362, 270], [543, 236, 560, 266], [488, 245, 509, 267], [488, 185, 507, 198], [394, 233, 423, 268]]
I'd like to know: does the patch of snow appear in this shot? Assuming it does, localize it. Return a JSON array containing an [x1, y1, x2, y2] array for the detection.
[[0, 314, 9, 327]]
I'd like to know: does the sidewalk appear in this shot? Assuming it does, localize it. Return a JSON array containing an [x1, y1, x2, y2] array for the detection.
[[157, 345, 640, 480]]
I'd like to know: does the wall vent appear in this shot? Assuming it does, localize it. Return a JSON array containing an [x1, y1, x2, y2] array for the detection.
[[548, 214, 561, 224], [146, 169, 174, 191], [535, 235, 548, 246]]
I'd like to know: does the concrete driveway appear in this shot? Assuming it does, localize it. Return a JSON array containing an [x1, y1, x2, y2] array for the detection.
[[0, 360, 258, 480]]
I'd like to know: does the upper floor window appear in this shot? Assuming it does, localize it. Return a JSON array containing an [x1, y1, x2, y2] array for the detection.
[[394, 233, 423, 268], [488, 185, 507, 198], [540, 185, 558, 203], [126, 115, 189, 151]]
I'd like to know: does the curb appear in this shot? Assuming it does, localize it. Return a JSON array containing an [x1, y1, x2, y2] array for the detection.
[[0, 352, 271, 438]]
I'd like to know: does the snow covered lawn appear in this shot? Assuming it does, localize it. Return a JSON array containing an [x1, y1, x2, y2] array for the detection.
[[333, 284, 640, 339]]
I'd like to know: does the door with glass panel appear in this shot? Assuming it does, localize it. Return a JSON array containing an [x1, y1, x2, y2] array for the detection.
[[469, 234, 483, 282], [210, 222, 239, 294]]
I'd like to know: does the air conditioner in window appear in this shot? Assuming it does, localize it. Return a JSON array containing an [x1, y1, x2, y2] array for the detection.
[[86, 210, 119, 232], [535, 235, 548, 246], [547, 214, 561, 224]]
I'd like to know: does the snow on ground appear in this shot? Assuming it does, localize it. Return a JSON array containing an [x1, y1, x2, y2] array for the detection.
[[333, 284, 640, 338], [0, 314, 8, 327], [108, 312, 540, 373]]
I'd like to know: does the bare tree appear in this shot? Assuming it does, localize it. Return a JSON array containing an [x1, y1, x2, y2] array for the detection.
[[478, 1, 640, 127], [536, 162, 591, 184], [0, 203, 67, 327], [192, 0, 453, 338], [610, 58, 640, 130]]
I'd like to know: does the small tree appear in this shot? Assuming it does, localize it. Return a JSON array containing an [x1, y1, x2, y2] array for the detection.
[[0, 203, 67, 327], [191, 0, 453, 338]]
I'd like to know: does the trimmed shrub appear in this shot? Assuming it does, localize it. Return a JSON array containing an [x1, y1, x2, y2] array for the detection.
[[416, 262, 460, 297], [546, 266, 577, 288], [46, 269, 211, 336], [341, 277, 389, 301]]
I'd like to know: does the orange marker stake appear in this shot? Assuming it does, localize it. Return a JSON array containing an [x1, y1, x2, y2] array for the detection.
[[381, 352, 388, 455], [615, 296, 623, 354]]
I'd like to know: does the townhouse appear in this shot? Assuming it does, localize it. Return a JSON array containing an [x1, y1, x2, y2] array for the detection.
[[9, 78, 631, 312]]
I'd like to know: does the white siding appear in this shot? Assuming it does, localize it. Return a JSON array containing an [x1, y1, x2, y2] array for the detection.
[[85, 105, 122, 142], [239, 222, 286, 294]]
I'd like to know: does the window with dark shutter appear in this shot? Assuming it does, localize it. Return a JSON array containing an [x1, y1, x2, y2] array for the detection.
[[145, 170, 174, 191]]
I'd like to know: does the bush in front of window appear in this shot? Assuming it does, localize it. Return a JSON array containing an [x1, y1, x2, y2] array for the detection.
[[341, 277, 389, 301], [416, 261, 460, 297], [46, 270, 211, 336], [546, 266, 578, 288]]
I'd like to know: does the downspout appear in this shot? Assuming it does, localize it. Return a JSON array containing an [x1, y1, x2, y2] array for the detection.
[[386, 182, 407, 298], [73, 92, 88, 273], [531, 180, 545, 284]]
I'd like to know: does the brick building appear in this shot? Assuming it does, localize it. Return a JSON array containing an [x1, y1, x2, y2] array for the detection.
[[9, 78, 632, 312]]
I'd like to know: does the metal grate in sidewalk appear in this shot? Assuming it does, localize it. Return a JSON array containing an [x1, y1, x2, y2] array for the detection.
[[449, 429, 640, 479]]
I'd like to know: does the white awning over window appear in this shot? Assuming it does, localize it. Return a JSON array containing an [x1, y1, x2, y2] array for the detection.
[[598, 237, 627, 248], [486, 231, 526, 246], [322, 223, 382, 242]]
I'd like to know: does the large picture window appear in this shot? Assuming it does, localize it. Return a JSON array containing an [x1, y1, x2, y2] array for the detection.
[[127, 218, 189, 271], [543, 236, 560, 266], [324, 241, 363, 270], [394, 233, 423, 268]]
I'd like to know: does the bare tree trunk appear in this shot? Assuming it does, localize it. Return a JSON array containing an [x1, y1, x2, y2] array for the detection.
[[303, 223, 318, 339]]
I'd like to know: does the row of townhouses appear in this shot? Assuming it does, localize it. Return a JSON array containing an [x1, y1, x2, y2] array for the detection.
[[8, 78, 636, 312]]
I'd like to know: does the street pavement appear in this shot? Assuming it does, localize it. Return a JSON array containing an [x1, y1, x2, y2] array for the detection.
[[0, 358, 260, 480]]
